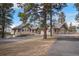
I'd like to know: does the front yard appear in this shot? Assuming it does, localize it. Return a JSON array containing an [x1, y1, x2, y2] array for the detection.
[[0, 38, 55, 56]]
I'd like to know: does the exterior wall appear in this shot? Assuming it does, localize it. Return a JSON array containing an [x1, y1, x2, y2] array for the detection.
[[68, 26, 77, 33], [12, 27, 32, 37], [59, 28, 67, 34]]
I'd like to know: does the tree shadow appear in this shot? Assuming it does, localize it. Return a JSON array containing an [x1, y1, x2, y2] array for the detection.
[[56, 36, 79, 41]]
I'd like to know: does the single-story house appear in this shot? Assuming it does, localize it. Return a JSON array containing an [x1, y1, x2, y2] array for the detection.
[[53, 22, 68, 34]]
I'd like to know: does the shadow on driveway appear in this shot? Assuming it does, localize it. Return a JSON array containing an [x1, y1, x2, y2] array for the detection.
[[56, 36, 79, 41]]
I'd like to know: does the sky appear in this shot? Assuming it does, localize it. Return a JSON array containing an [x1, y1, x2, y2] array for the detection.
[[11, 4, 24, 28], [62, 4, 78, 26], [11, 3, 79, 28]]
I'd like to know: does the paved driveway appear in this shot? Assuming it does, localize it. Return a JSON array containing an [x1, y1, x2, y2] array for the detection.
[[48, 35, 79, 56]]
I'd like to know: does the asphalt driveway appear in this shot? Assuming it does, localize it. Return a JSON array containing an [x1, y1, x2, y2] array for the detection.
[[48, 36, 79, 56]]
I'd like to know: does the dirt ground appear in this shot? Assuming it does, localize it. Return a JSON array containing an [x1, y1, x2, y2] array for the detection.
[[0, 38, 55, 56]]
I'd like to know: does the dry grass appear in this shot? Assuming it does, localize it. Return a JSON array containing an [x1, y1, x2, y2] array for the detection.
[[0, 38, 56, 56]]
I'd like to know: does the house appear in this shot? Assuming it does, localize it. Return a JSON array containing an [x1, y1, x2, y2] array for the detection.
[[12, 23, 41, 37], [12, 23, 31, 37], [70, 26, 76, 33], [52, 12, 69, 34], [53, 22, 68, 34], [68, 23, 77, 33]]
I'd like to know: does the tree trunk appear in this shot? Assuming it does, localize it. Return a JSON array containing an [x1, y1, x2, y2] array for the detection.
[[1, 18, 5, 38], [50, 9, 52, 37], [43, 12, 47, 39], [1, 9, 6, 38], [50, 10, 53, 37], [2, 25, 5, 38]]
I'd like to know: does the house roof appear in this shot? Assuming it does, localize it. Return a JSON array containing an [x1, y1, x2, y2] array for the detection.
[[54, 22, 65, 29], [12, 23, 39, 30], [31, 26, 39, 29], [12, 23, 27, 30]]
